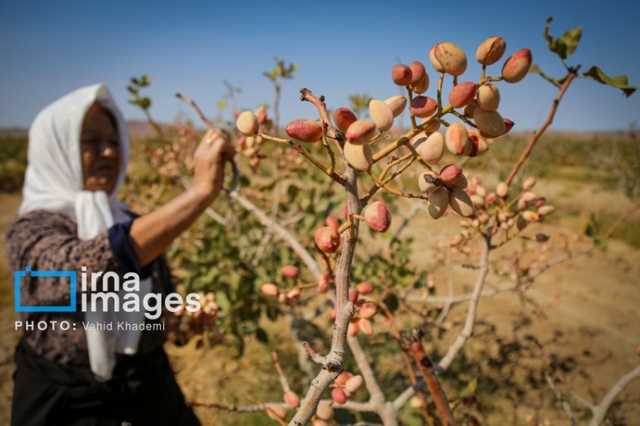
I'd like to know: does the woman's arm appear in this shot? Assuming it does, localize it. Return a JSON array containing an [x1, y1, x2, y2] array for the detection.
[[129, 130, 234, 266]]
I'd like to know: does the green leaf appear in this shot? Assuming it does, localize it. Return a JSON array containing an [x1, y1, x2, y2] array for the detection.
[[239, 323, 257, 334], [594, 237, 608, 251], [535, 233, 550, 243], [255, 327, 269, 343], [582, 66, 637, 97], [584, 222, 595, 237], [215, 291, 231, 311], [529, 64, 560, 88], [529, 64, 543, 75], [348, 94, 372, 116], [265, 304, 280, 321], [382, 293, 399, 313], [138, 97, 151, 110], [460, 377, 478, 398], [232, 335, 245, 357], [544, 17, 582, 60]]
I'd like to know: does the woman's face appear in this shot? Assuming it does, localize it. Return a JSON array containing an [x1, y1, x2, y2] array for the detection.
[[81, 103, 120, 193]]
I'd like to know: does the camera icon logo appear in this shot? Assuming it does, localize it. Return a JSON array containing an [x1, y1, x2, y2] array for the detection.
[[14, 267, 77, 313]]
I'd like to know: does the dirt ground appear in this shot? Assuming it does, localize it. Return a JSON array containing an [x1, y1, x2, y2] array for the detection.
[[0, 171, 638, 425]]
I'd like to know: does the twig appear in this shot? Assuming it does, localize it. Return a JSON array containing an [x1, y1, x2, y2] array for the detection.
[[588, 365, 640, 426], [435, 250, 455, 326], [506, 70, 578, 185], [362, 153, 419, 204], [392, 386, 415, 411], [300, 88, 338, 173], [175, 92, 215, 129], [189, 400, 285, 412], [437, 73, 444, 114], [274, 81, 282, 133], [385, 202, 422, 251], [406, 86, 417, 129], [438, 234, 491, 370], [348, 336, 385, 405], [272, 351, 293, 393], [229, 190, 322, 281], [299, 88, 332, 138], [450, 110, 478, 129], [260, 133, 346, 185], [371, 105, 453, 164], [545, 372, 577, 426], [302, 341, 326, 365], [366, 167, 428, 201], [175, 91, 238, 191], [408, 247, 590, 308], [143, 109, 165, 139]]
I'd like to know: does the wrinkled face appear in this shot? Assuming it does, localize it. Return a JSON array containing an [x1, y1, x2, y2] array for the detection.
[[81, 102, 120, 193]]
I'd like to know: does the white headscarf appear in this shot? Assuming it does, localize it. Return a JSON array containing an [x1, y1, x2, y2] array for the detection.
[[19, 83, 151, 380]]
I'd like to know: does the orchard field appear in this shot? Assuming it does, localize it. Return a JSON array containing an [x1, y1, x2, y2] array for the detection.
[[1, 21, 640, 426], [1, 128, 640, 425]]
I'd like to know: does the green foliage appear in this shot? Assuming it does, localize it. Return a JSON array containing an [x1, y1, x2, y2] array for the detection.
[[582, 66, 637, 97], [528, 64, 561, 88], [127, 74, 153, 110], [352, 233, 427, 316], [537, 17, 637, 97], [215, 80, 243, 125], [170, 216, 264, 352], [584, 213, 609, 251], [543, 17, 582, 60], [459, 377, 478, 399], [348, 94, 372, 116], [215, 98, 227, 112], [584, 211, 640, 250], [0, 135, 28, 192], [263, 57, 297, 82]]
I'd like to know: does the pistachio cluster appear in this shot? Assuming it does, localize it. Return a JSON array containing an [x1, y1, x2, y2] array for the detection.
[[329, 372, 364, 405], [448, 175, 556, 249], [259, 265, 306, 306], [236, 105, 271, 168], [235, 36, 532, 229]]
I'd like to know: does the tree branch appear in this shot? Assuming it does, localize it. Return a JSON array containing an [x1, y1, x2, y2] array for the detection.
[[409, 335, 457, 426], [289, 167, 361, 426], [348, 336, 386, 405], [228, 190, 322, 281], [260, 133, 346, 185], [438, 234, 491, 371], [589, 365, 640, 426], [506, 70, 577, 186]]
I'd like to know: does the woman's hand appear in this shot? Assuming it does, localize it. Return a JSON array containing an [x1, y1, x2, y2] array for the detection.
[[191, 129, 236, 201], [130, 129, 235, 266]]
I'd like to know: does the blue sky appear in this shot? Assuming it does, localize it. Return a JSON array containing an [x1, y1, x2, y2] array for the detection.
[[1, 0, 639, 131]]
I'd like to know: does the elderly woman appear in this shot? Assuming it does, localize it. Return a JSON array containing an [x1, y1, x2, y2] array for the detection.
[[6, 84, 233, 426]]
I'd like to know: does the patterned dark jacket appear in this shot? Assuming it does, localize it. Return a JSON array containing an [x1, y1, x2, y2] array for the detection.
[[5, 209, 171, 366]]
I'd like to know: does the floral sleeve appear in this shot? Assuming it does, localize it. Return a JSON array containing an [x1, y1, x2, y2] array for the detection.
[[5, 210, 121, 307]]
